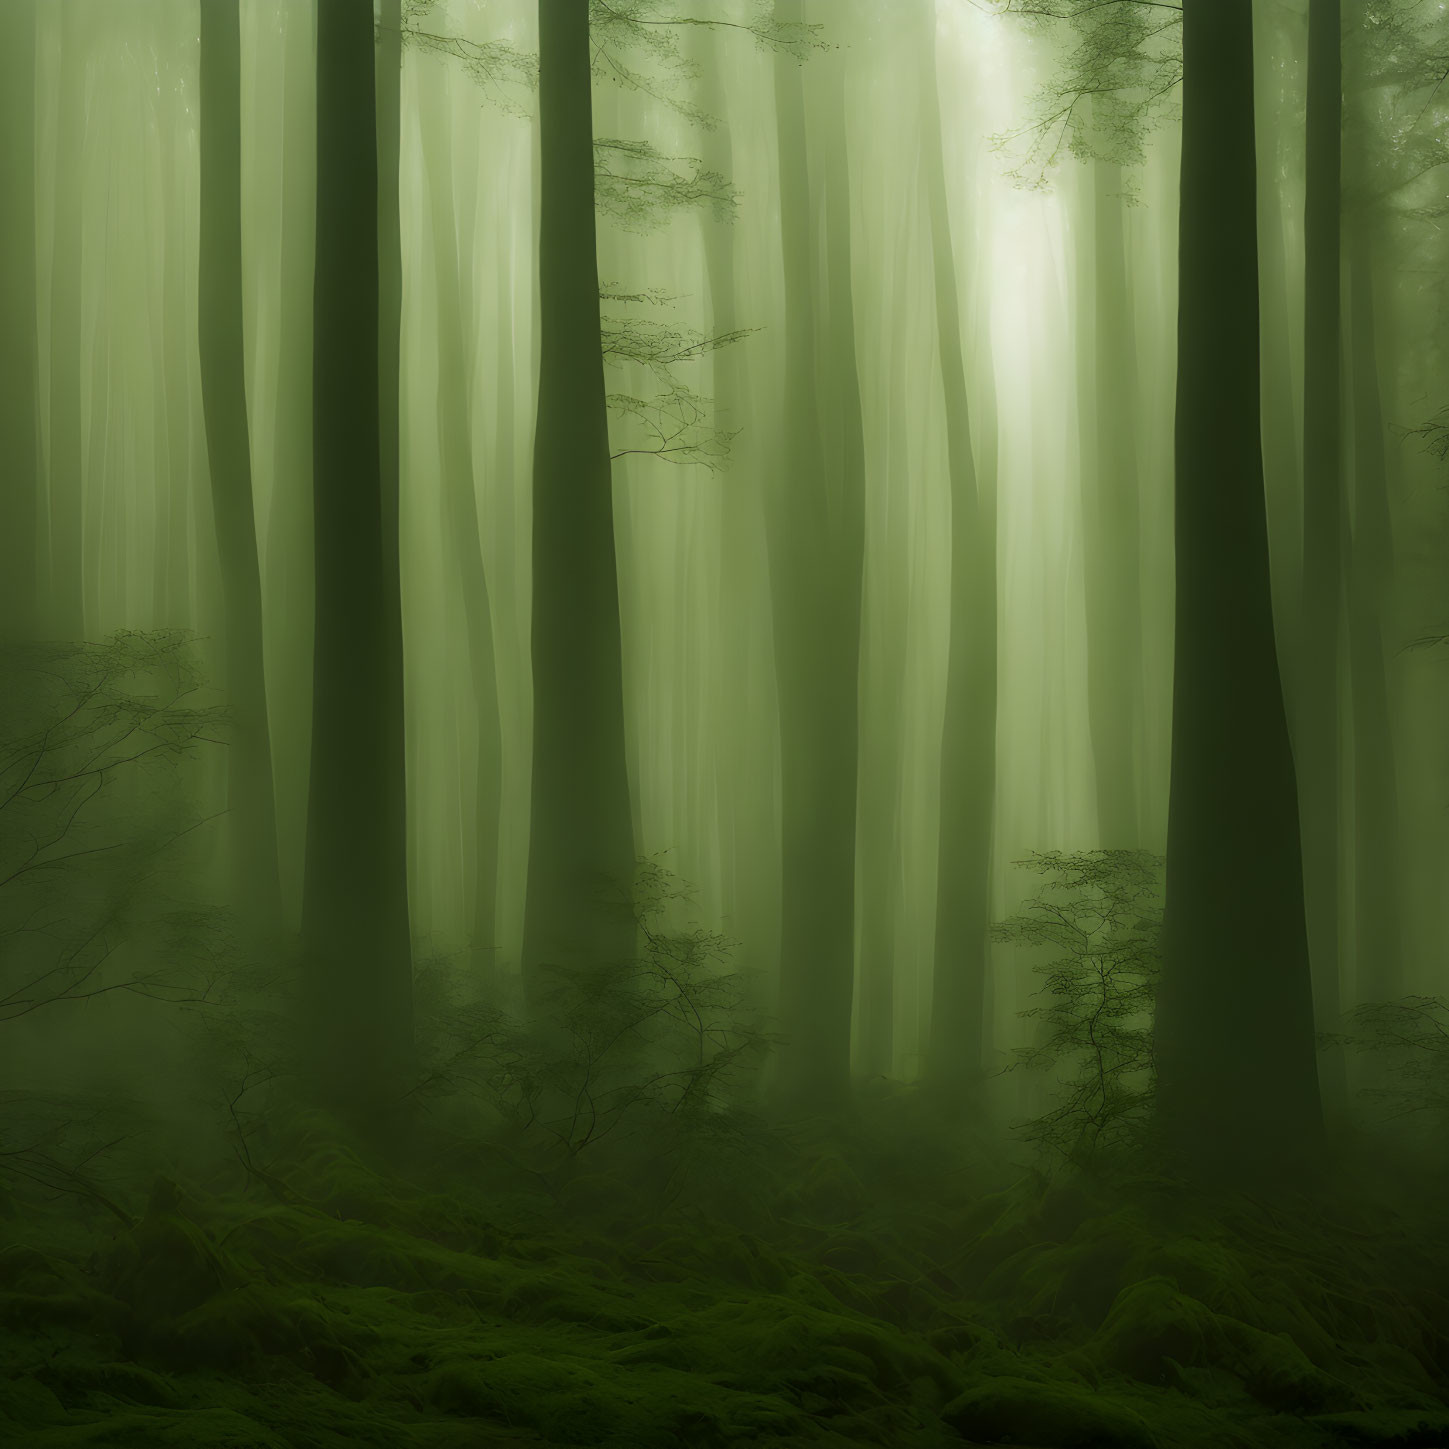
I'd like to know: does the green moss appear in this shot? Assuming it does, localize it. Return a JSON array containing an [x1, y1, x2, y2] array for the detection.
[[942, 1375, 1159, 1448]]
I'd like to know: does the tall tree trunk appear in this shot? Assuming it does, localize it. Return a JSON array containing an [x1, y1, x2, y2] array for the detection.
[[1254, 0, 1305, 667], [1345, 218, 1403, 1003], [198, 0, 285, 928], [48, 1, 87, 639], [419, 70, 504, 984], [0, 0, 39, 643], [1156, 0, 1322, 1181], [854, 197, 916, 1082], [1081, 158, 1146, 848], [1297, 0, 1346, 1100], [522, 1, 637, 984], [923, 0, 996, 1098], [303, 0, 413, 1113], [696, 28, 779, 997], [265, 0, 317, 925], [817, 42, 870, 1090], [767, 0, 864, 1112]]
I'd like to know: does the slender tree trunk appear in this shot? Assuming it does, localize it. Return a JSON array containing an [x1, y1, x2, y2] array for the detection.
[[265, 0, 317, 925], [1081, 158, 1146, 848], [817, 44, 871, 1090], [1156, 0, 1322, 1181], [522, 1, 637, 985], [303, 0, 413, 1112], [767, 0, 864, 1112], [854, 210, 915, 1079], [1298, 0, 1346, 1100], [1345, 218, 1404, 1003], [198, 0, 285, 928], [419, 71, 504, 983], [48, 1, 86, 639], [696, 29, 779, 995], [923, 0, 996, 1098], [0, 0, 39, 644]]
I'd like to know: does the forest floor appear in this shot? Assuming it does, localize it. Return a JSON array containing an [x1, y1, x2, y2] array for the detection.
[[1, 1093, 1447, 1449]]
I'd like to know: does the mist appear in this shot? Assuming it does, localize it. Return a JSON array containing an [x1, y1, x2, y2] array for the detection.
[[3, 2, 1449, 1446]]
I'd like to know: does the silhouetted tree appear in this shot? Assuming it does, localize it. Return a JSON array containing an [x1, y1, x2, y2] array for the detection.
[[1154, 0, 1323, 1181], [302, 0, 413, 1112]]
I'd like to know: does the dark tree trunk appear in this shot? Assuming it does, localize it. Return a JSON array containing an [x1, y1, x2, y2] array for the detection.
[[302, 0, 413, 1112], [1297, 0, 1346, 1101], [265, 0, 318, 924], [198, 0, 285, 928], [1345, 219, 1404, 1004], [1155, 0, 1323, 1181], [522, 1, 637, 985]]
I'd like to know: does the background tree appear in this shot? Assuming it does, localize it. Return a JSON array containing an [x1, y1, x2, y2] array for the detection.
[[923, 0, 998, 1103], [764, 0, 865, 1112], [197, 0, 284, 929], [0, 0, 39, 646]]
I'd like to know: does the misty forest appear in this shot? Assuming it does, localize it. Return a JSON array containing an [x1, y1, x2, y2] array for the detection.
[[7, 0, 1449, 1445]]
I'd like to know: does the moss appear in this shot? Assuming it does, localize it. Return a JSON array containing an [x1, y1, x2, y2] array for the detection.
[[1308, 1410, 1449, 1447], [942, 1374, 1159, 1448], [1089, 1274, 1228, 1384]]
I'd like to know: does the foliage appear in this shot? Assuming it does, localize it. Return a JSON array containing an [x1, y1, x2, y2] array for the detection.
[[408, 859, 768, 1195], [992, 0, 1182, 182], [602, 289, 752, 470], [1339, 995, 1449, 1126], [995, 849, 1163, 1166], [0, 632, 229, 1027], [589, 0, 823, 120], [594, 136, 737, 230]]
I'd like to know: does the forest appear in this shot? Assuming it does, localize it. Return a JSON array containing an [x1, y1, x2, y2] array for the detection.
[[3, 0, 1449, 1445]]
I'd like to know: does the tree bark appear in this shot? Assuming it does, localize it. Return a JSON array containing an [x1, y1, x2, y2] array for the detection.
[[766, 0, 864, 1112], [522, 0, 638, 986], [1345, 218, 1404, 1004], [1297, 0, 1346, 1100], [1155, 0, 1323, 1181], [302, 0, 414, 1113], [198, 0, 285, 928]]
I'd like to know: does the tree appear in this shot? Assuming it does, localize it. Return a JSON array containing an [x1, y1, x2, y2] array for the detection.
[[765, 0, 865, 1112], [1297, 0, 1347, 1098], [1077, 152, 1146, 850], [0, 633, 225, 1028], [922, 0, 998, 1100], [47, 2, 88, 640], [417, 63, 505, 984], [522, 0, 638, 988], [302, 0, 414, 1113], [1154, 0, 1323, 1180], [0, 0, 39, 645], [198, 0, 285, 929]]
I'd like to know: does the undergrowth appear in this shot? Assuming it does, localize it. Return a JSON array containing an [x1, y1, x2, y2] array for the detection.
[[2, 1095, 1448, 1449]]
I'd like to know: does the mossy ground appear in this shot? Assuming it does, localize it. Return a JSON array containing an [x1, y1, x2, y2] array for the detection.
[[2, 1097, 1447, 1448]]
